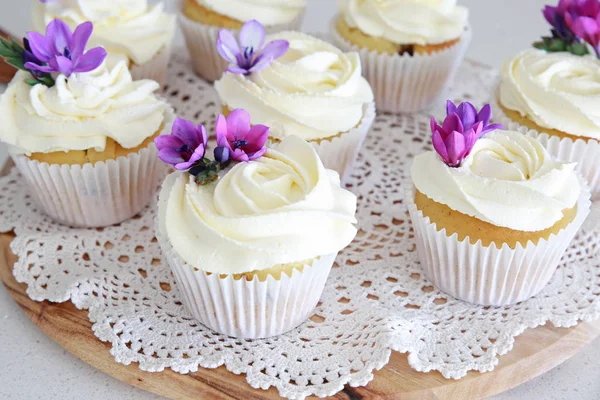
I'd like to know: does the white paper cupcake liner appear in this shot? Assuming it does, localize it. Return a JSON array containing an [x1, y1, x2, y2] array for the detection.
[[130, 44, 172, 87], [493, 98, 600, 196], [11, 108, 175, 228], [330, 18, 471, 114], [405, 178, 591, 306], [179, 7, 305, 83], [156, 172, 335, 339], [309, 101, 375, 184]]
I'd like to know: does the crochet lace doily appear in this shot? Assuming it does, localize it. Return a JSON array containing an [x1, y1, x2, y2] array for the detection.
[[2, 49, 600, 400]]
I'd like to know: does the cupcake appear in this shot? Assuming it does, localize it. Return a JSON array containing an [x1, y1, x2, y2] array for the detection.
[[155, 109, 358, 339], [406, 101, 591, 306], [496, 1, 600, 196], [179, 0, 306, 82], [0, 20, 173, 228], [331, 0, 471, 113], [214, 28, 375, 182], [32, 0, 175, 86]]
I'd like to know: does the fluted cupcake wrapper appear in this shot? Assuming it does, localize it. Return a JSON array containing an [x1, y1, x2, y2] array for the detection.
[[405, 179, 591, 306], [330, 19, 471, 114], [493, 99, 600, 196], [11, 108, 175, 228], [178, 9, 305, 83], [305, 101, 375, 184], [130, 44, 173, 87], [155, 174, 335, 339]]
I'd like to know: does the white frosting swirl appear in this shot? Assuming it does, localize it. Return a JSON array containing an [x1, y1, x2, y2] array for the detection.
[[215, 32, 374, 141], [0, 61, 168, 155], [338, 0, 469, 45], [195, 0, 305, 26], [161, 135, 358, 274], [33, 0, 175, 65], [499, 49, 600, 140], [411, 130, 580, 232]]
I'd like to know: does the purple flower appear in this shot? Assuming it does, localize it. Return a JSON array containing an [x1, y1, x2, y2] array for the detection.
[[25, 19, 107, 77], [216, 20, 289, 75], [431, 101, 503, 168], [566, 6, 600, 56], [214, 109, 269, 162], [445, 101, 503, 137], [155, 118, 208, 170]]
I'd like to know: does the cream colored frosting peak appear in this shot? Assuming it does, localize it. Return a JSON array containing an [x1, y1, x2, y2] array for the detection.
[[33, 0, 175, 65], [499, 49, 600, 140], [0, 61, 168, 155], [194, 0, 306, 26], [160, 135, 358, 274], [338, 0, 469, 45], [411, 130, 580, 232], [215, 31, 374, 141]]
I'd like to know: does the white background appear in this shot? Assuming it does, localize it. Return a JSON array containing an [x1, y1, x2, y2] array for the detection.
[[0, 0, 599, 399]]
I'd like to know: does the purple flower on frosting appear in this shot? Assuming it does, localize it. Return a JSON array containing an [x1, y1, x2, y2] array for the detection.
[[25, 19, 107, 77], [214, 109, 269, 162], [155, 118, 208, 170], [445, 101, 503, 137], [537, 0, 600, 57], [216, 19, 289, 75], [565, 2, 600, 56], [431, 101, 503, 168]]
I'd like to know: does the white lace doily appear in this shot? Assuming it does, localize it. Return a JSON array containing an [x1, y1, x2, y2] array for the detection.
[[2, 49, 600, 400]]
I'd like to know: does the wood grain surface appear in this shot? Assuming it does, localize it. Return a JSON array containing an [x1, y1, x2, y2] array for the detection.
[[1, 159, 599, 400]]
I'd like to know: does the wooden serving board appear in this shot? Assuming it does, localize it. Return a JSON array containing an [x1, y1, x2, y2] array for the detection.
[[1, 158, 599, 400]]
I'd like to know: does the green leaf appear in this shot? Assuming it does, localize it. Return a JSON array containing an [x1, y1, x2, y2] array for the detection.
[[548, 38, 567, 52], [568, 42, 590, 56], [25, 79, 40, 86], [10, 38, 23, 54], [533, 41, 545, 50]]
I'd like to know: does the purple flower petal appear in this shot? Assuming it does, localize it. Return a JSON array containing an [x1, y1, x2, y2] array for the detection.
[[485, 123, 504, 133], [432, 131, 449, 163], [24, 62, 55, 73], [457, 102, 477, 130], [26, 31, 52, 63], [441, 113, 463, 134], [445, 131, 466, 167], [154, 134, 184, 151], [446, 100, 457, 116], [543, 5, 558, 26], [172, 118, 201, 146], [231, 148, 249, 162], [227, 109, 252, 140], [239, 20, 265, 52], [72, 47, 106, 73], [215, 114, 230, 144], [176, 144, 205, 170], [49, 55, 73, 76], [217, 29, 241, 64], [477, 104, 492, 127], [158, 147, 185, 165], [246, 147, 267, 161], [70, 21, 93, 61], [46, 19, 72, 56], [244, 124, 269, 152]]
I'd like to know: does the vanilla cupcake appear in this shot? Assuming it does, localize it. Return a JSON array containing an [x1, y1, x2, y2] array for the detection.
[[496, 49, 600, 195], [215, 31, 375, 182], [0, 47, 173, 227], [179, 0, 306, 82], [156, 135, 357, 339], [331, 0, 471, 113], [406, 103, 590, 306], [33, 0, 175, 86]]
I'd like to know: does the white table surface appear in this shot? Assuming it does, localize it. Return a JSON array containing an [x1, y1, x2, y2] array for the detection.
[[0, 1, 599, 399]]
